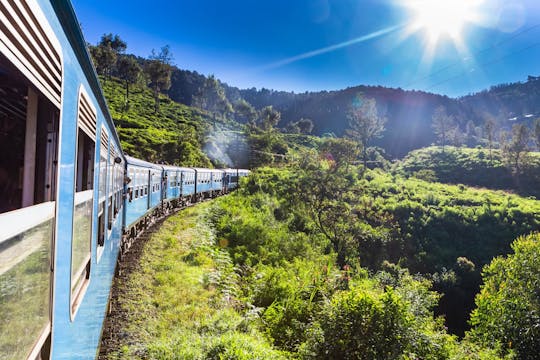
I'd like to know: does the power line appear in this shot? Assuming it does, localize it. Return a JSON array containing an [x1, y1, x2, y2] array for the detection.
[[405, 23, 540, 89], [426, 41, 540, 92]]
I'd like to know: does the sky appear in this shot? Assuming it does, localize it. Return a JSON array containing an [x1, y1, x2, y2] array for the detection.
[[71, 0, 540, 97]]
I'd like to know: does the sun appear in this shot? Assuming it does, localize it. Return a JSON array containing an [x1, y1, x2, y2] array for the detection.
[[402, 0, 484, 45]]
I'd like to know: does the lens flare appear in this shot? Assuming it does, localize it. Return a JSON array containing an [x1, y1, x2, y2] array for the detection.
[[402, 0, 484, 46]]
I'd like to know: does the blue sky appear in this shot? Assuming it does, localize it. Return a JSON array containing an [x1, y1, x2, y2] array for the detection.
[[72, 0, 540, 97]]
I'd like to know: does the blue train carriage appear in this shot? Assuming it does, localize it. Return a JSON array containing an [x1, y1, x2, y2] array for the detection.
[[162, 165, 197, 208], [210, 169, 225, 196], [162, 165, 179, 206], [124, 156, 163, 236], [180, 167, 197, 203], [192, 167, 213, 200], [223, 168, 239, 191], [0, 0, 127, 358], [222, 168, 251, 192]]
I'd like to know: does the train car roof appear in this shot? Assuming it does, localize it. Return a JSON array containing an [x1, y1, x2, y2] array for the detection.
[[223, 168, 250, 173], [161, 165, 196, 173], [51, 0, 125, 162], [125, 156, 162, 170]]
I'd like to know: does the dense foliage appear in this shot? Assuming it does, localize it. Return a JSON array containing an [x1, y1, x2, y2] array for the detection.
[[469, 233, 540, 360], [397, 146, 540, 198], [205, 160, 534, 358]]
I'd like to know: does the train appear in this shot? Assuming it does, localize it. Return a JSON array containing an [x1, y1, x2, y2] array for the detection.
[[0, 0, 249, 359]]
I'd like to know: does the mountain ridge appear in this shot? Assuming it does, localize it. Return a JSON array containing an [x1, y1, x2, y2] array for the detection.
[[165, 65, 540, 157]]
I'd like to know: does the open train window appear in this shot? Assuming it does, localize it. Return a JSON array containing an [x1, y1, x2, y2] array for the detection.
[[107, 146, 114, 230], [71, 87, 97, 319], [0, 0, 62, 355], [0, 51, 60, 360]]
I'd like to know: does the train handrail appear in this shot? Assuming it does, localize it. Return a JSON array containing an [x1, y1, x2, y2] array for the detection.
[[0, 201, 55, 245]]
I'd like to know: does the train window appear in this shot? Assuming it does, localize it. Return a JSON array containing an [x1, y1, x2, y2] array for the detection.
[[107, 146, 114, 230], [97, 128, 108, 251], [116, 166, 123, 213], [71, 87, 97, 318], [0, 21, 61, 357]]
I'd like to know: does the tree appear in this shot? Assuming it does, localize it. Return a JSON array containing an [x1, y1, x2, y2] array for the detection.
[[465, 120, 476, 147], [449, 125, 464, 147], [484, 117, 496, 163], [319, 137, 360, 171], [534, 118, 540, 151], [99, 33, 127, 54], [502, 123, 530, 174], [193, 75, 233, 123], [234, 99, 257, 125], [297, 118, 314, 134], [145, 46, 173, 113], [469, 233, 540, 359], [89, 34, 127, 80], [432, 106, 455, 153], [259, 106, 281, 131], [346, 96, 386, 168], [116, 56, 141, 109], [89, 44, 116, 79]]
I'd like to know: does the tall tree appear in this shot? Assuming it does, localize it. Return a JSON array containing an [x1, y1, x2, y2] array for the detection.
[[465, 120, 476, 147], [484, 117, 496, 163], [145, 46, 173, 113], [449, 125, 464, 147], [193, 75, 233, 123], [99, 33, 127, 54], [346, 96, 386, 168], [534, 118, 540, 151], [259, 106, 281, 131], [89, 34, 127, 80], [502, 123, 530, 174], [234, 99, 257, 125], [117, 56, 141, 109], [432, 106, 455, 153], [89, 45, 116, 79], [297, 118, 314, 134]]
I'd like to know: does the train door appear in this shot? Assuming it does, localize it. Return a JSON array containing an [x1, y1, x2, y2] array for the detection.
[[147, 169, 151, 210], [0, 1, 63, 357], [162, 170, 167, 201]]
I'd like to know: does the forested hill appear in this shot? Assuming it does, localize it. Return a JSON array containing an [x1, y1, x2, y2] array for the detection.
[[166, 68, 540, 158], [88, 35, 540, 159]]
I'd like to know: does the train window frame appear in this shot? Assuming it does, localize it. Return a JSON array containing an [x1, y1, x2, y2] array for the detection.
[[70, 86, 97, 320], [107, 145, 114, 231], [0, 0, 63, 353], [96, 126, 108, 260]]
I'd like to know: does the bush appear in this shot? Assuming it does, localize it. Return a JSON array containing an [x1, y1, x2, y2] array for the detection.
[[469, 233, 540, 359]]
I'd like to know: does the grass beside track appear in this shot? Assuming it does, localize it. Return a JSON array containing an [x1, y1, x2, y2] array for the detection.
[[100, 202, 285, 360]]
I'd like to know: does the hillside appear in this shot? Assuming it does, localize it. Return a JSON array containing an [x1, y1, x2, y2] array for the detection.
[[165, 66, 540, 158], [397, 146, 540, 198], [101, 76, 246, 167]]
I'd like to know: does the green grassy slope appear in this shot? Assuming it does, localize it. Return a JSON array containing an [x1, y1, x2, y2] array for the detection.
[[103, 203, 286, 359], [397, 146, 540, 198], [101, 77, 233, 167]]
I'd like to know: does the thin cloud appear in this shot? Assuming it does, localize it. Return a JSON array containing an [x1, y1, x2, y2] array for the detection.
[[257, 24, 404, 71]]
